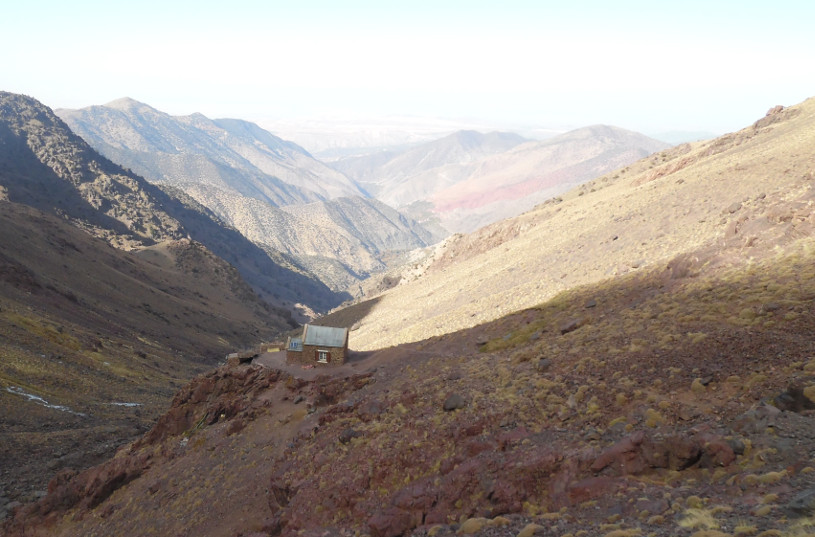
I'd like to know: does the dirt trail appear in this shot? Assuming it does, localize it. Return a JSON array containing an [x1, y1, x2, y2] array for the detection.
[[253, 350, 379, 380]]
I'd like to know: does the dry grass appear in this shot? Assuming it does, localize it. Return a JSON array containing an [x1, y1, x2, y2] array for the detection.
[[346, 97, 815, 351]]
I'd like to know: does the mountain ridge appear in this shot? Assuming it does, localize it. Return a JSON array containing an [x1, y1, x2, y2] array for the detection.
[[332, 130, 528, 206], [57, 99, 441, 292], [4, 96, 815, 537], [332, 125, 669, 233], [0, 92, 346, 312], [57, 98, 364, 206], [332, 99, 815, 350]]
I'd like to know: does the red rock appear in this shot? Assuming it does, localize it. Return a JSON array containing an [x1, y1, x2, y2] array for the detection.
[[698, 436, 736, 468], [591, 430, 647, 474], [560, 318, 584, 335], [368, 507, 413, 537], [567, 476, 618, 504], [659, 434, 702, 470]]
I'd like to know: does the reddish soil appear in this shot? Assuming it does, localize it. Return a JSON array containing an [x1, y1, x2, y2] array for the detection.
[[4, 244, 815, 536]]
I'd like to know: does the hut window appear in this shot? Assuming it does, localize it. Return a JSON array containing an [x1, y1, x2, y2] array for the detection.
[[317, 350, 330, 363]]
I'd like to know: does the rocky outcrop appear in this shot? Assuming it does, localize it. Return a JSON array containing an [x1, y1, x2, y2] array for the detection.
[[2, 364, 284, 534], [274, 423, 739, 537], [138, 365, 282, 447], [590, 428, 736, 475]]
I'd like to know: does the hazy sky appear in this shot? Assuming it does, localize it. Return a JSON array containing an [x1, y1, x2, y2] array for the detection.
[[4, 0, 815, 135]]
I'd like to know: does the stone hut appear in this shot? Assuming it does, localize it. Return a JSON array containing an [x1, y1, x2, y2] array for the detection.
[[286, 324, 349, 366]]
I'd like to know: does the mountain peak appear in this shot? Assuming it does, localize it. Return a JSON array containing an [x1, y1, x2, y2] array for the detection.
[[103, 97, 152, 111]]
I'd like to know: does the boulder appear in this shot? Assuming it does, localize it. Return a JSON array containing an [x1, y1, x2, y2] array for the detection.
[[444, 394, 466, 411], [559, 318, 584, 335], [591, 429, 734, 475], [567, 476, 618, 504], [368, 507, 413, 537], [773, 385, 815, 412], [517, 523, 545, 537], [458, 517, 489, 534], [339, 428, 362, 444], [786, 488, 815, 517]]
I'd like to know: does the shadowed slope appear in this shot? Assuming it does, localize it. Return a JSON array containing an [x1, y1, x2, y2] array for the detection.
[[0, 91, 347, 313], [5, 215, 815, 537], [57, 99, 437, 294], [0, 201, 287, 508]]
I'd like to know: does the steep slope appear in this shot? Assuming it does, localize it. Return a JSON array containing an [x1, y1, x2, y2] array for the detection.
[[57, 99, 439, 292], [0, 201, 288, 512], [0, 92, 344, 313], [6, 214, 815, 536], [0, 91, 312, 510], [338, 99, 815, 351], [177, 186, 440, 293], [57, 98, 364, 205]]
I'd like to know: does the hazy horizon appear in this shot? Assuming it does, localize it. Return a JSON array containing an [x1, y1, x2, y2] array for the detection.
[[4, 0, 814, 138]]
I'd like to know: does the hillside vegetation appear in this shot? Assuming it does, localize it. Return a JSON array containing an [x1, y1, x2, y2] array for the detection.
[[342, 99, 815, 351], [0, 202, 285, 510], [4, 99, 815, 537]]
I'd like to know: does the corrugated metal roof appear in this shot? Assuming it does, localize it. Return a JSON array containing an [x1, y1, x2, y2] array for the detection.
[[303, 325, 348, 348]]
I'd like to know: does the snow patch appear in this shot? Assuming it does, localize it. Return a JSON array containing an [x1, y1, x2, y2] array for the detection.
[[5, 386, 86, 416]]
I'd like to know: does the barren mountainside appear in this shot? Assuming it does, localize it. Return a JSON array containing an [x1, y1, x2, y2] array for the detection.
[[57, 98, 364, 205], [332, 130, 528, 204], [5, 93, 815, 534], [4, 95, 815, 537], [0, 92, 345, 312], [0, 201, 290, 515], [333, 125, 668, 233], [57, 99, 440, 293], [170, 183, 442, 292], [0, 92, 317, 510], [339, 100, 815, 351], [428, 125, 670, 232]]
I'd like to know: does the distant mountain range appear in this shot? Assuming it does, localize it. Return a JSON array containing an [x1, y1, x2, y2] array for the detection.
[[338, 99, 815, 350], [57, 99, 440, 292], [0, 92, 342, 313], [332, 126, 670, 232], [57, 98, 364, 205], [331, 130, 528, 206]]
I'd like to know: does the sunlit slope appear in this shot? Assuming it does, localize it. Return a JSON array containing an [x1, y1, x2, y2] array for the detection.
[[348, 100, 815, 350]]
